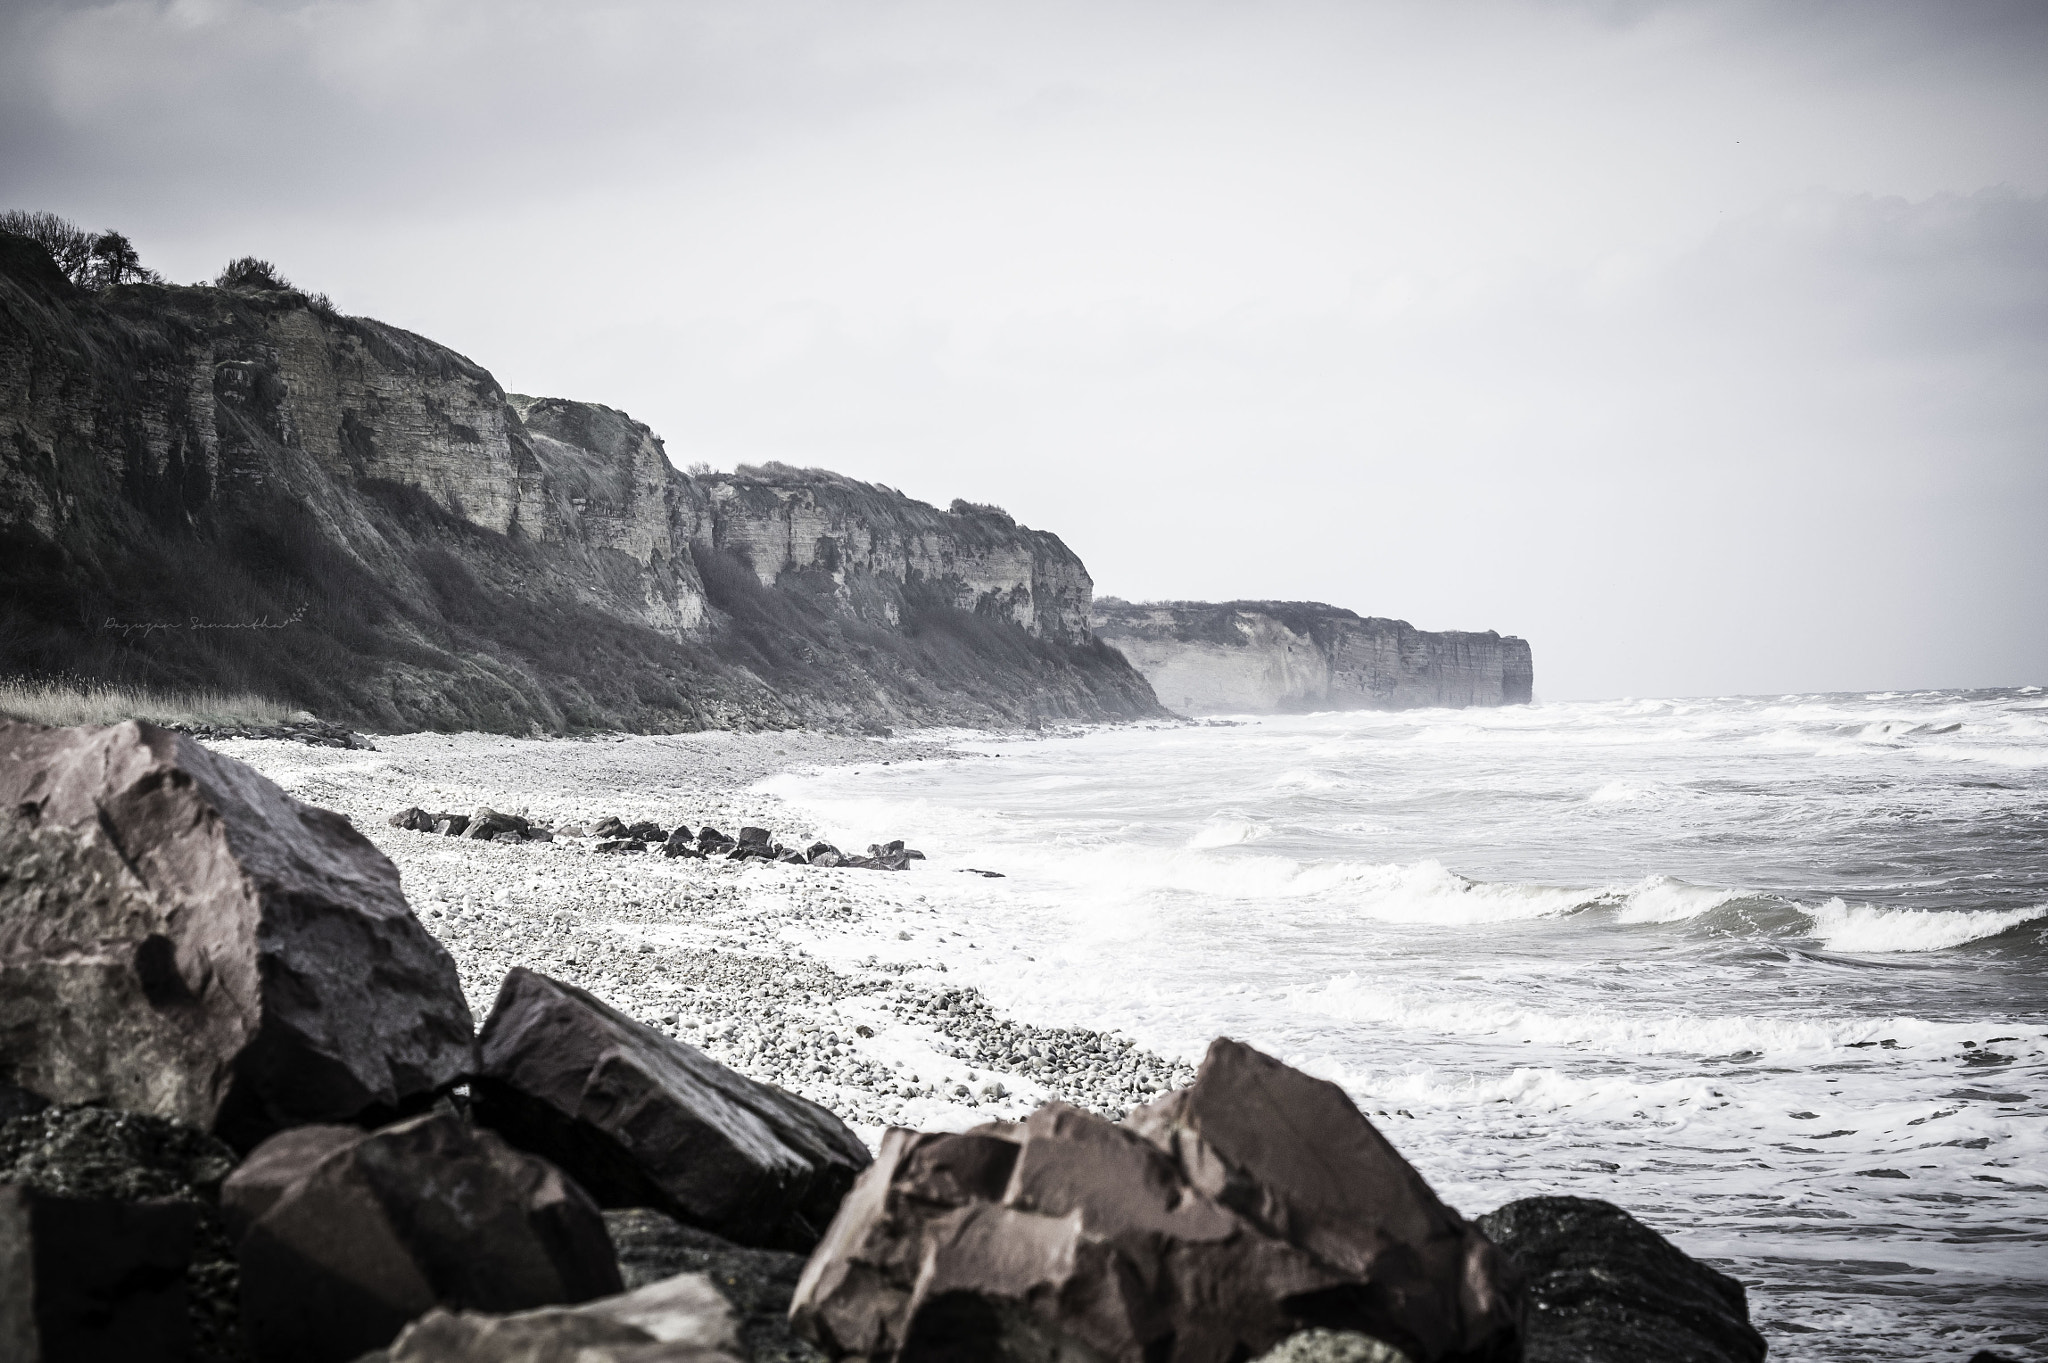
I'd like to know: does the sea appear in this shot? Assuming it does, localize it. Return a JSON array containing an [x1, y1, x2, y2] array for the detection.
[[765, 687, 2048, 1362]]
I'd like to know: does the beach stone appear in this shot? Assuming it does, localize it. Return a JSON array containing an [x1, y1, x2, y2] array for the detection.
[[434, 815, 469, 836], [0, 1181, 197, 1363], [0, 720, 477, 1151], [363, 1272, 742, 1363], [627, 821, 668, 843], [738, 827, 772, 847], [594, 817, 629, 838], [1128, 1037, 1522, 1363], [472, 969, 872, 1251], [388, 807, 439, 832], [235, 1107, 622, 1363], [1475, 1196, 1764, 1363], [463, 807, 529, 840]]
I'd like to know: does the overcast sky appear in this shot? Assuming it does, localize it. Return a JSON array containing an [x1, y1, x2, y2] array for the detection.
[[4, 0, 2044, 699]]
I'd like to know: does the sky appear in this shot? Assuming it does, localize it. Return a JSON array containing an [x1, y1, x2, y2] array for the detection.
[[3, 0, 2044, 700]]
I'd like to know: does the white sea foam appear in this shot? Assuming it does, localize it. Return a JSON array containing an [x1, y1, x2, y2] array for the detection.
[[1613, 875, 1744, 923], [1802, 899, 2048, 953]]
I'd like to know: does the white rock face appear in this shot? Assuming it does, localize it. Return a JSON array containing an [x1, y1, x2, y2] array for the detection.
[[1092, 600, 1532, 714]]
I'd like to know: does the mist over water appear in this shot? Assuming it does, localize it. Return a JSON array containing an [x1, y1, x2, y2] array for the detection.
[[767, 689, 2048, 1361]]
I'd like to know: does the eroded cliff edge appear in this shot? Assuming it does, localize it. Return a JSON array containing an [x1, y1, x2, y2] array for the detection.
[[1093, 599, 1532, 714], [0, 236, 1162, 732]]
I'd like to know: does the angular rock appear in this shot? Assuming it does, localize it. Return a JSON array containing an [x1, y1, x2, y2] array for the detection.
[[218, 1123, 362, 1240], [696, 828, 734, 851], [0, 1181, 196, 1363], [793, 1039, 1523, 1363], [626, 821, 668, 843], [1475, 1196, 1763, 1363], [472, 969, 872, 1251], [0, 720, 477, 1151], [594, 816, 630, 838], [463, 807, 530, 840], [596, 839, 649, 854], [235, 1108, 622, 1363], [738, 827, 772, 847], [433, 815, 470, 836], [388, 807, 439, 832], [1128, 1038, 1521, 1363], [804, 843, 842, 866], [366, 1272, 742, 1363]]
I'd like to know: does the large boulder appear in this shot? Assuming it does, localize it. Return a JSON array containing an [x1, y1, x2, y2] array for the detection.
[[1128, 1038, 1521, 1363], [364, 1272, 742, 1363], [472, 969, 872, 1251], [1475, 1197, 1764, 1363], [0, 720, 476, 1150], [0, 1181, 196, 1363], [790, 1039, 1523, 1363], [231, 1107, 623, 1363]]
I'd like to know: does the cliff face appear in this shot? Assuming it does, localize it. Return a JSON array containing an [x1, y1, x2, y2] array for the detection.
[[0, 235, 1162, 732], [1092, 599, 1533, 714]]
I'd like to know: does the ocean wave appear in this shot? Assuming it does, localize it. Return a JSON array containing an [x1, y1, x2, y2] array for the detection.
[[1802, 899, 2048, 954], [1185, 817, 1270, 849], [1613, 875, 1745, 923]]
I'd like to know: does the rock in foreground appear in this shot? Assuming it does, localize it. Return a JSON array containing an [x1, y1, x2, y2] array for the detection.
[[1476, 1196, 1765, 1363], [231, 1108, 623, 1363], [0, 720, 476, 1151], [364, 1272, 742, 1363], [790, 1038, 1523, 1363], [473, 968, 872, 1251]]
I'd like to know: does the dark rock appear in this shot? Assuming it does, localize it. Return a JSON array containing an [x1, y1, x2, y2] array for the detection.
[[0, 720, 477, 1152], [595, 839, 648, 854], [738, 827, 772, 847], [696, 827, 731, 847], [525, 828, 555, 843], [365, 1272, 742, 1363], [235, 1108, 622, 1363], [775, 850, 807, 864], [604, 1208, 822, 1362], [626, 821, 668, 843], [493, 831, 525, 844], [804, 843, 842, 865], [463, 807, 530, 841], [667, 825, 695, 845], [0, 1102, 243, 1362], [903, 848, 925, 861], [0, 1181, 196, 1363], [1129, 1037, 1521, 1363], [388, 807, 439, 832], [959, 868, 1005, 879], [433, 815, 469, 836], [0, 1084, 49, 1123], [1474, 1196, 1763, 1363], [218, 1123, 362, 1240], [792, 1039, 1522, 1363], [594, 817, 630, 838], [472, 969, 873, 1252], [661, 836, 706, 860]]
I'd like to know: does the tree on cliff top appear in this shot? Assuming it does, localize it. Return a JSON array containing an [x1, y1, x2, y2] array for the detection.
[[0, 210, 163, 288]]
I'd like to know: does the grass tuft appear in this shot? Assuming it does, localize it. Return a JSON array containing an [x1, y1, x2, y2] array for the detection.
[[0, 676, 298, 729]]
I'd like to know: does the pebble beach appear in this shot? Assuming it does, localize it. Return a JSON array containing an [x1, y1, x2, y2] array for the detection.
[[212, 728, 1196, 1147]]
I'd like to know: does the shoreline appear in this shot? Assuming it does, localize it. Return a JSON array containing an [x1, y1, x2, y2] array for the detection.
[[212, 726, 1199, 1143]]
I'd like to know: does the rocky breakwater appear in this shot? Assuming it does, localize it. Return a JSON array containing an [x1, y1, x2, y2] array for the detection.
[[0, 231, 1161, 733], [0, 718, 1779, 1363], [1091, 599, 1533, 715]]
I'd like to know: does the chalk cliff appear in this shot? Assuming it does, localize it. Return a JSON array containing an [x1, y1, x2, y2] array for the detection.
[[0, 234, 1161, 732], [1092, 599, 1532, 714]]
